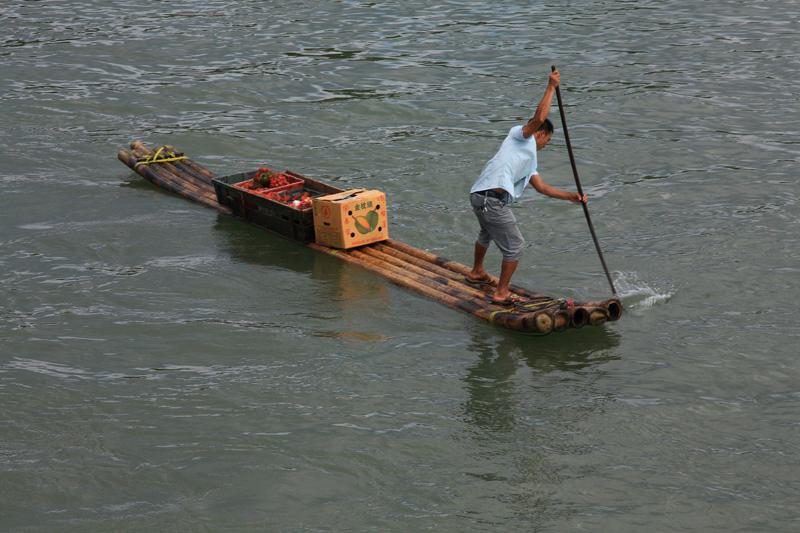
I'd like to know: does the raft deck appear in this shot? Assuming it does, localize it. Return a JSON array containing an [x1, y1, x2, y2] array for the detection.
[[117, 141, 622, 334]]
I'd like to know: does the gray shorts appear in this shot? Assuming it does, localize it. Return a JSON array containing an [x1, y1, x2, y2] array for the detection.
[[470, 192, 525, 261]]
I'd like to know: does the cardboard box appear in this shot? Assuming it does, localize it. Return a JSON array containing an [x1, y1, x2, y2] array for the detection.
[[312, 189, 389, 249]]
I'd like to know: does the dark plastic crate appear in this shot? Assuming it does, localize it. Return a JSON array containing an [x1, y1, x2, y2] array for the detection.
[[213, 170, 343, 242]]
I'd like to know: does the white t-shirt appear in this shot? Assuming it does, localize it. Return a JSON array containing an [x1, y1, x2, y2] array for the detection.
[[470, 125, 539, 201]]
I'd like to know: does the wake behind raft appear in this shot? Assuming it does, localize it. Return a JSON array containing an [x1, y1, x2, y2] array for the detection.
[[118, 141, 622, 334]]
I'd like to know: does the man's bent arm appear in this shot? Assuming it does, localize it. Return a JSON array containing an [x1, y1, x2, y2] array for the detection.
[[522, 70, 560, 138]]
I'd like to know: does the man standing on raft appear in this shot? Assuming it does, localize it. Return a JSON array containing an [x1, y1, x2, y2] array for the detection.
[[467, 68, 587, 304]]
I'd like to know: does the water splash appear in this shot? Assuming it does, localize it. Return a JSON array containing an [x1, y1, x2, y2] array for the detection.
[[614, 272, 674, 312]]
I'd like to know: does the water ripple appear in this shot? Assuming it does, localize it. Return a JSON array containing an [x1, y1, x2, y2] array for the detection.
[[2, 1, 800, 530]]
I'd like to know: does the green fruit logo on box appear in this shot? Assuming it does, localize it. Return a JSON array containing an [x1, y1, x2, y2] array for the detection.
[[353, 210, 379, 235]]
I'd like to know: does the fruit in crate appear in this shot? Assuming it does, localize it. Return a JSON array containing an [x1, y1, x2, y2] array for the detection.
[[250, 167, 291, 189], [261, 190, 313, 210], [291, 192, 314, 210]]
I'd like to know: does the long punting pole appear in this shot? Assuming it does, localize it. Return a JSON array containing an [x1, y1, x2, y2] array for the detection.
[[551, 65, 617, 296]]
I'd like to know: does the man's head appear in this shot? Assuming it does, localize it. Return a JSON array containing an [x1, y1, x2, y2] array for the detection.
[[534, 118, 554, 150]]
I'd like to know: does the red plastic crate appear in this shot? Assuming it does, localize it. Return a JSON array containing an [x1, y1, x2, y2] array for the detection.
[[233, 171, 303, 198]]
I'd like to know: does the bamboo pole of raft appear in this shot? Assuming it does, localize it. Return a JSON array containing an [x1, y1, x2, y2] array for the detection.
[[125, 143, 206, 191], [118, 149, 221, 209], [308, 243, 555, 334], [168, 157, 217, 187], [365, 245, 572, 330], [127, 143, 211, 194], [582, 300, 623, 322], [139, 140, 220, 188], [128, 142, 213, 192], [126, 143, 217, 200], [118, 148, 203, 199], [383, 238, 620, 321], [361, 247, 491, 301], [383, 238, 501, 289], [136, 141, 219, 186], [352, 249, 556, 334], [370, 243, 571, 328], [373, 242, 582, 325], [587, 308, 608, 326], [373, 243, 484, 285], [356, 248, 497, 307], [357, 247, 566, 331], [123, 154, 218, 206], [350, 247, 554, 334], [368, 242, 574, 330], [162, 144, 219, 184], [372, 243, 562, 307], [383, 239, 549, 300], [308, 243, 486, 315], [127, 143, 233, 215], [350, 250, 489, 308]]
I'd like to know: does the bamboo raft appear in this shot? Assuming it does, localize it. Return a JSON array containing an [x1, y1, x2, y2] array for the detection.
[[117, 141, 622, 334]]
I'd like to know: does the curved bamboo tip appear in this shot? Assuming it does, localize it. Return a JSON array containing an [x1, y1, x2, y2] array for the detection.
[[580, 298, 624, 323], [571, 302, 615, 327], [130, 140, 149, 153], [570, 307, 588, 328], [606, 299, 623, 321], [521, 310, 554, 335], [534, 311, 554, 335], [588, 309, 608, 326], [553, 310, 570, 332]]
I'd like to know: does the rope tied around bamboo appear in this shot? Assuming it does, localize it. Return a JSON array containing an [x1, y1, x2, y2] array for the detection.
[[134, 146, 187, 168]]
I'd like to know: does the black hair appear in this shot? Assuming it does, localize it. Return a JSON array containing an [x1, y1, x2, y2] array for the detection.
[[537, 118, 554, 135]]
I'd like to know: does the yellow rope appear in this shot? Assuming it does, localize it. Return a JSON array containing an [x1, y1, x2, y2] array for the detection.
[[516, 299, 562, 312], [488, 309, 507, 323], [134, 146, 188, 168], [488, 298, 562, 323]]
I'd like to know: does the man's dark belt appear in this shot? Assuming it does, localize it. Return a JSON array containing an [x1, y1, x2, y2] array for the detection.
[[474, 189, 509, 201]]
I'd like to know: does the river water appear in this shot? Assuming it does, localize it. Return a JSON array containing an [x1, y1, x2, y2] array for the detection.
[[1, 1, 798, 531]]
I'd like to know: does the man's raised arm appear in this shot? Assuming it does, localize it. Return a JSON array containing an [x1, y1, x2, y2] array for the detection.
[[522, 69, 560, 138]]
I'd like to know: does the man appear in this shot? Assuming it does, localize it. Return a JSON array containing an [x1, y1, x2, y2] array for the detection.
[[467, 68, 587, 304]]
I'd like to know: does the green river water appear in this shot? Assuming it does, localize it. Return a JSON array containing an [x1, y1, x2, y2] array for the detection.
[[1, 1, 799, 531]]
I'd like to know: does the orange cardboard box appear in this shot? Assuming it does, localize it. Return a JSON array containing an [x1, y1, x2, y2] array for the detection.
[[312, 189, 389, 249]]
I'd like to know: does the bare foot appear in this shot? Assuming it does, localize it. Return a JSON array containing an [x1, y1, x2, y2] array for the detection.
[[490, 291, 520, 305], [465, 270, 491, 284]]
